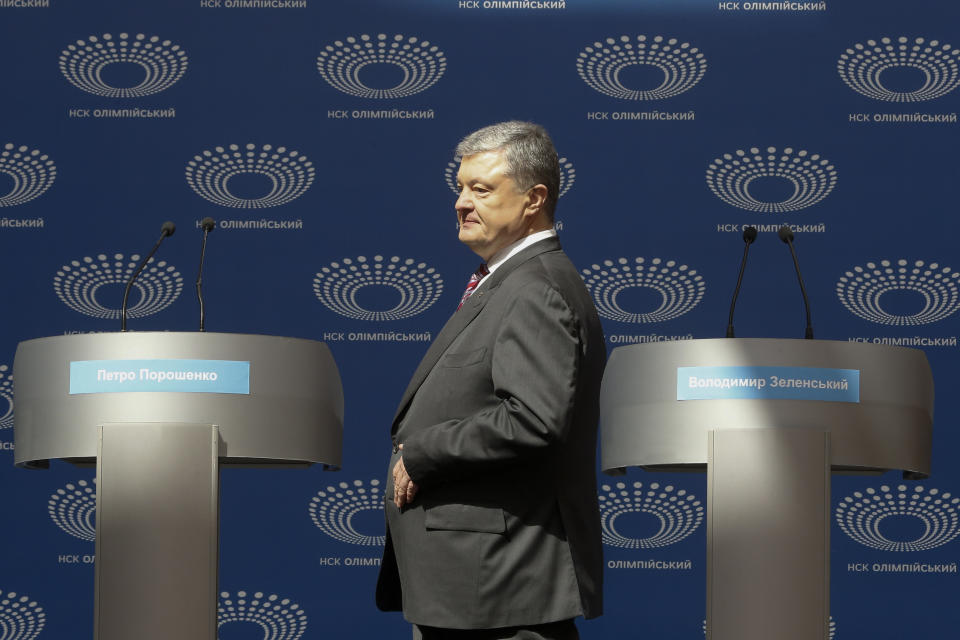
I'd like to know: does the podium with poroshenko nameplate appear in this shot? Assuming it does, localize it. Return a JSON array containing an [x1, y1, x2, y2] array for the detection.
[[13, 332, 344, 640], [599, 338, 933, 640]]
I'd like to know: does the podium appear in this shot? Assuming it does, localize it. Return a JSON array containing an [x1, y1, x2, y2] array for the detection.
[[13, 332, 344, 640], [600, 338, 933, 640]]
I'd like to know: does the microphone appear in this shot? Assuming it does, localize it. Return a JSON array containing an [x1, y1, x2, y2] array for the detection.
[[725, 226, 757, 338], [778, 225, 814, 339], [196, 217, 215, 332], [121, 221, 176, 332]]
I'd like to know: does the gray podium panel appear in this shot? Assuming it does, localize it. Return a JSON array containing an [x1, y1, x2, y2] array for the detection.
[[14, 332, 343, 467], [707, 428, 830, 640], [599, 338, 933, 640], [95, 423, 218, 640], [13, 332, 344, 640], [600, 338, 932, 474]]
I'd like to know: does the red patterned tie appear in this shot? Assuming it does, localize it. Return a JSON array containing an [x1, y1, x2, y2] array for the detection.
[[457, 263, 489, 310]]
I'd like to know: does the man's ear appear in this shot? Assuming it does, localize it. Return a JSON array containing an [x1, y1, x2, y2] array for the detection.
[[525, 184, 548, 216]]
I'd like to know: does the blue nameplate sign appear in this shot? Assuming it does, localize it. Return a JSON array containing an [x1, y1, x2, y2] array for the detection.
[[677, 366, 860, 402], [70, 359, 251, 395]]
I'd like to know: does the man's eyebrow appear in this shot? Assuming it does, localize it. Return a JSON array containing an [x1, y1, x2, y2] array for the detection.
[[460, 177, 492, 186]]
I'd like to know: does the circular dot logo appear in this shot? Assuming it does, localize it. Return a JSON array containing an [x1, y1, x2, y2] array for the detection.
[[577, 35, 707, 101], [0, 143, 57, 208], [309, 479, 385, 546], [836, 258, 960, 326], [0, 590, 46, 640], [218, 590, 307, 640], [185, 143, 315, 209], [53, 253, 183, 320], [49, 479, 96, 541], [836, 484, 960, 551], [581, 257, 705, 323], [838, 36, 960, 102], [443, 155, 576, 199], [313, 255, 443, 321], [317, 33, 447, 99], [599, 481, 704, 549], [706, 146, 838, 213], [0, 365, 13, 431], [59, 32, 188, 98]]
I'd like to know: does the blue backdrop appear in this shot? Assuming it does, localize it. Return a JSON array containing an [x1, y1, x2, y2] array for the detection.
[[1, 0, 959, 638]]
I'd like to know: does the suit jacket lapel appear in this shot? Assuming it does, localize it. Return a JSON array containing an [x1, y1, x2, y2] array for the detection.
[[391, 237, 562, 429]]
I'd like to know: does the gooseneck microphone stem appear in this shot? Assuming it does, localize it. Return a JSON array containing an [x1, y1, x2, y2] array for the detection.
[[121, 221, 175, 332], [726, 226, 757, 338], [196, 217, 215, 332], [778, 225, 814, 339]]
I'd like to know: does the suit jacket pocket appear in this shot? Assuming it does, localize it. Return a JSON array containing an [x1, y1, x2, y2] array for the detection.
[[439, 347, 487, 368], [424, 503, 505, 534]]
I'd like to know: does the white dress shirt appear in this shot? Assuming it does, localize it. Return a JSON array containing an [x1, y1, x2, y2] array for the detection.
[[474, 228, 557, 292]]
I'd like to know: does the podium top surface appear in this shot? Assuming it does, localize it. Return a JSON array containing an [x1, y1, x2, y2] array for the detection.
[[13, 332, 343, 468], [600, 338, 933, 475]]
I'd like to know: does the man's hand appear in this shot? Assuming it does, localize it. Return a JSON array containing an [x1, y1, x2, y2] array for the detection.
[[392, 444, 419, 508]]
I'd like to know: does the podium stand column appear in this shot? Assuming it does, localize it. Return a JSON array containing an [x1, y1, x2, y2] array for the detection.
[[94, 423, 219, 640], [706, 428, 830, 640]]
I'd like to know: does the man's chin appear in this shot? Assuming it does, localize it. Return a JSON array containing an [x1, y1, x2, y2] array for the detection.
[[458, 234, 489, 258], [458, 229, 479, 246]]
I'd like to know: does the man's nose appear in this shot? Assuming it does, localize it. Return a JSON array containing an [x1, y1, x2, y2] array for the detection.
[[455, 189, 472, 211]]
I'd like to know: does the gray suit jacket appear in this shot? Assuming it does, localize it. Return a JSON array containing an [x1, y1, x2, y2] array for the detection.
[[376, 237, 605, 629]]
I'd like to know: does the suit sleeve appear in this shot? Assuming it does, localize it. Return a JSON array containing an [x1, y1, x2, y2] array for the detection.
[[400, 280, 582, 487]]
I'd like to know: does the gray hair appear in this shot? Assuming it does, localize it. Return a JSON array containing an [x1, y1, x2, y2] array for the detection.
[[455, 121, 560, 220]]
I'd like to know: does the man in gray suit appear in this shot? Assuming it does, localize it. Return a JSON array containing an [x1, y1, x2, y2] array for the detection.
[[376, 121, 605, 639]]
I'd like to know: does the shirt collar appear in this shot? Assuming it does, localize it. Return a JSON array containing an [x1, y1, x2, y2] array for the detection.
[[477, 228, 557, 287]]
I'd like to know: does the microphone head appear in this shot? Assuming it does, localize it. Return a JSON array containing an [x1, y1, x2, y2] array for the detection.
[[201, 217, 216, 232], [777, 224, 794, 244], [161, 221, 176, 237], [743, 226, 758, 244]]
